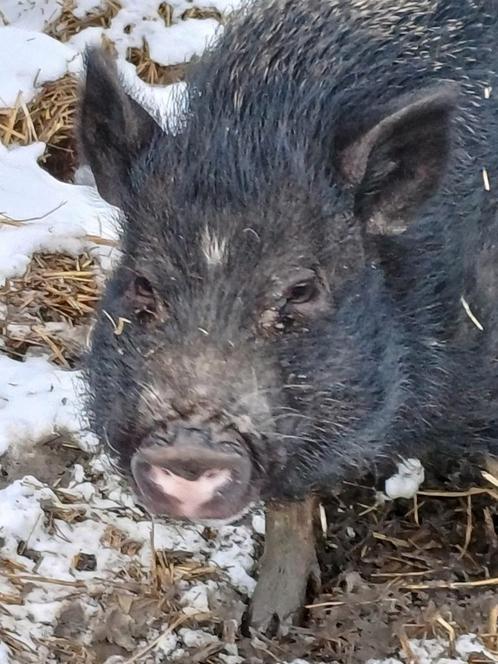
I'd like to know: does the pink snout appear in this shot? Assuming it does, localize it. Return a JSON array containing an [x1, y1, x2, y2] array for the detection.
[[131, 425, 256, 521]]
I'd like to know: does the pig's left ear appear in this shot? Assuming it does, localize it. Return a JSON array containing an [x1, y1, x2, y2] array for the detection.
[[335, 83, 459, 234], [78, 48, 160, 207]]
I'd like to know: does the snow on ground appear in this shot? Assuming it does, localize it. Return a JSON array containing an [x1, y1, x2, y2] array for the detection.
[[66, 0, 242, 64], [0, 142, 118, 283], [0, 1, 62, 34], [0, 467, 258, 661], [383, 458, 425, 501], [0, 2, 495, 663], [0, 354, 94, 456], [0, 27, 81, 107], [68, 15, 221, 66]]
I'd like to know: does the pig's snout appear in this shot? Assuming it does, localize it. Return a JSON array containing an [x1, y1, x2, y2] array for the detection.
[[131, 421, 256, 521]]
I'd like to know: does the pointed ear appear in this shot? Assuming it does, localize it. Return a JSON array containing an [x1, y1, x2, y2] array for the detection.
[[78, 48, 159, 207], [335, 83, 459, 234]]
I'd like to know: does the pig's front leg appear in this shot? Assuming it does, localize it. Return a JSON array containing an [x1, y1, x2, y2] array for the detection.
[[247, 495, 321, 635]]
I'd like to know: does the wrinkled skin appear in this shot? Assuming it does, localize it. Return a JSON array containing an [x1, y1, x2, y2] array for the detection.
[[80, 0, 498, 525]]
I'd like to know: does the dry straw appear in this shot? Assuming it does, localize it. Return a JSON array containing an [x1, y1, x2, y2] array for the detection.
[[45, 0, 121, 42], [0, 251, 103, 366], [0, 74, 79, 181]]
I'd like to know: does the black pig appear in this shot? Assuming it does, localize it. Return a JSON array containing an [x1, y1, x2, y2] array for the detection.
[[80, 0, 498, 525]]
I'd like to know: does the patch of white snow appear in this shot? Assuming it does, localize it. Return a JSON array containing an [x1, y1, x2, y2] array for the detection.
[[0, 27, 81, 107]]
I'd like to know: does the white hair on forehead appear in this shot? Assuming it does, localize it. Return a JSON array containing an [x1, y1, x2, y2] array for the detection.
[[201, 225, 228, 266]]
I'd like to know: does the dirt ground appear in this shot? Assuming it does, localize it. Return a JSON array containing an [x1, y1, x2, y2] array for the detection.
[[234, 463, 498, 663]]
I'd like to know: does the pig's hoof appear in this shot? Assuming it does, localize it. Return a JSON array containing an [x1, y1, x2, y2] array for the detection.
[[247, 546, 320, 635], [245, 497, 321, 636]]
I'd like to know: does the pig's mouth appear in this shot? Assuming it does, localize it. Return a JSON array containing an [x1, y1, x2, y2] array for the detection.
[[129, 432, 262, 522]]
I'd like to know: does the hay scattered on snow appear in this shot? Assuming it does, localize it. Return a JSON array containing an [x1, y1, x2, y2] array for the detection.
[[127, 41, 189, 86], [0, 252, 102, 366], [45, 0, 121, 43], [182, 6, 225, 22], [127, 6, 224, 85], [0, 473, 221, 664], [0, 74, 79, 181]]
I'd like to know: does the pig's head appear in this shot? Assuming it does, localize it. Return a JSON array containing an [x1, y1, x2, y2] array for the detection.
[[80, 50, 458, 522]]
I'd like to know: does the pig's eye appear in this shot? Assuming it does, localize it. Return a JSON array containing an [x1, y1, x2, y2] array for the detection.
[[285, 278, 320, 305]]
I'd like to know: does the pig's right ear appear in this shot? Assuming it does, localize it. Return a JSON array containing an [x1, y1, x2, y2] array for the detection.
[[78, 48, 159, 207]]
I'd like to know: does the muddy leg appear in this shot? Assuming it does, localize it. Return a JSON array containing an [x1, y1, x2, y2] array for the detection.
[[247, 495, 320, 635]]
